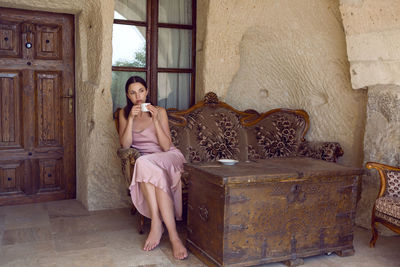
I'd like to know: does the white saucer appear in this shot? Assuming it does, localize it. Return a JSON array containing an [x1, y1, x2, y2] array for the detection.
[[218, 159, 239, 166]]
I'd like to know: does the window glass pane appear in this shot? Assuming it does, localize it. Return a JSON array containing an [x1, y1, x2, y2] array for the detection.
[[111, 71, 146, 112], [114, 0, 146, 21], [158, 28, 191, 68], [158, 73, 190, 110], [112, 25, 146, 67], [159, 0, 192, 25]]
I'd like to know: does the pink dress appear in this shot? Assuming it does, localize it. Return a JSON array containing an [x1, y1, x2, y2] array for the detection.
[[129, 123, 186, 220]]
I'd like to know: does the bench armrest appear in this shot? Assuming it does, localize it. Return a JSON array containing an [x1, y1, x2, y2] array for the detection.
[[298, 141, 344, 162], [116, 147, 141, 187]]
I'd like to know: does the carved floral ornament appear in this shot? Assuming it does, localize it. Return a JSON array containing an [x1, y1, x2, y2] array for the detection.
[[203, 92, 219, 105]]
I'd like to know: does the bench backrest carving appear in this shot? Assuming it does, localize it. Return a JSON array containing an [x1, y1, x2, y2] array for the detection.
[[167, 92, 310, 163]]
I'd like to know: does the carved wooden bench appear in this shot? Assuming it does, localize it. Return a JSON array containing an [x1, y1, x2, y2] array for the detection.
[[114, 92, 344, 234]]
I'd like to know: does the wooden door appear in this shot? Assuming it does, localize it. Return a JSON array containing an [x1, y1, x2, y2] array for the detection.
[[0, 8, 75, 205]]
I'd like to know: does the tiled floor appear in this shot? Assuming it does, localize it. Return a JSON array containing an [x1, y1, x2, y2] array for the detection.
[[0, 200, 399, 267]]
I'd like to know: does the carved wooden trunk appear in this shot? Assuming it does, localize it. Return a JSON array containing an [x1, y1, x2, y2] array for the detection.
[[184, 157, 362, 267]]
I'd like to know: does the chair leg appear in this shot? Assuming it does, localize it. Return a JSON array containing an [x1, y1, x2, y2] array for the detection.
[[129, 204, 145, 234], [370, 222, 379, 247], [130, 204, 136, 215], [138, 214, 145, 234], [370, 210, 378, 248]]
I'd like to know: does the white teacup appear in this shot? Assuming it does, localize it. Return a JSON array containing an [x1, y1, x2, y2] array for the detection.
[[141, 103, 150, 112]]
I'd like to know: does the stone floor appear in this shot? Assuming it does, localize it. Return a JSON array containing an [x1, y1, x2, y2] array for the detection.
[[0, 200, 399, 267]]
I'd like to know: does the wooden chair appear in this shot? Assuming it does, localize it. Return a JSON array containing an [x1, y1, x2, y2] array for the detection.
[[113, 108, 146, 234], [365, 162, 400, 247]]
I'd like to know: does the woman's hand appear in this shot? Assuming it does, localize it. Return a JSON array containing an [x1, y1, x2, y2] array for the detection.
[[147, 104, 161, 121], [129, 105, 141, 119], [147, 105, 172, 151]]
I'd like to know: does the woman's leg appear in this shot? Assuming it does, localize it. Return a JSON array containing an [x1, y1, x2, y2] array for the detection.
[[140, 182, 163, 251], [155, 187, 188, 260]]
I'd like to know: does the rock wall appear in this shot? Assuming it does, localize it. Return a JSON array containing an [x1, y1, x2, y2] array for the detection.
[[340, 0, 400, 89], [195, 0, 209, 102], [0, 0, 129, 210], [340, 0, 400, 233], [198, 0, 367, 167]]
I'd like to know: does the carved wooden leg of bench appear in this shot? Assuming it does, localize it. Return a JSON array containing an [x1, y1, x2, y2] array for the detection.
[[283, 258, 304, 267], [335, 248, 355, 257]]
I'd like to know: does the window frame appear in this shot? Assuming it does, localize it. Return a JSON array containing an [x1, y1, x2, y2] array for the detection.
[[112, 0, 196, 108]]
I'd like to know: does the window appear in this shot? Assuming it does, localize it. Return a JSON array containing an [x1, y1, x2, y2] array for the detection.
[[111, 0, 196, 112]]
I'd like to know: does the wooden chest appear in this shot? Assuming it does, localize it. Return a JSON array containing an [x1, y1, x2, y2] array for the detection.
[[184, 157, 363, 267]]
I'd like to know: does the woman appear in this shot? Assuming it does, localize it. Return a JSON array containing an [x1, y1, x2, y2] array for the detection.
[[118, 76, 188, 260]]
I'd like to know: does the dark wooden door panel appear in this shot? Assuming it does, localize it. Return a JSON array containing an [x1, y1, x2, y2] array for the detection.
[[36, 71, 62, 147], [0, 160, 24, 195], [0, 21, 21, 58], [0, 7, 75, 205], [35, 24, 61, 60], [38, 157, 63, 192], [0, 72, 22, 148]]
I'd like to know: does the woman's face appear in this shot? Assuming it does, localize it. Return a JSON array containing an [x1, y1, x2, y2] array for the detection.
[[127, 82, 148, 105]]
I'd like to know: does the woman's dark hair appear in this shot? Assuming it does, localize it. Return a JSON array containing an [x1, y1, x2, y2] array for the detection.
[[123, 76, 151, 118]]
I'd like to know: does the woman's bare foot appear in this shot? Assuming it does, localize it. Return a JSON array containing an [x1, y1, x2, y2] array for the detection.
[[170, 237, 188, 260], [143, 219, 163, 251]]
